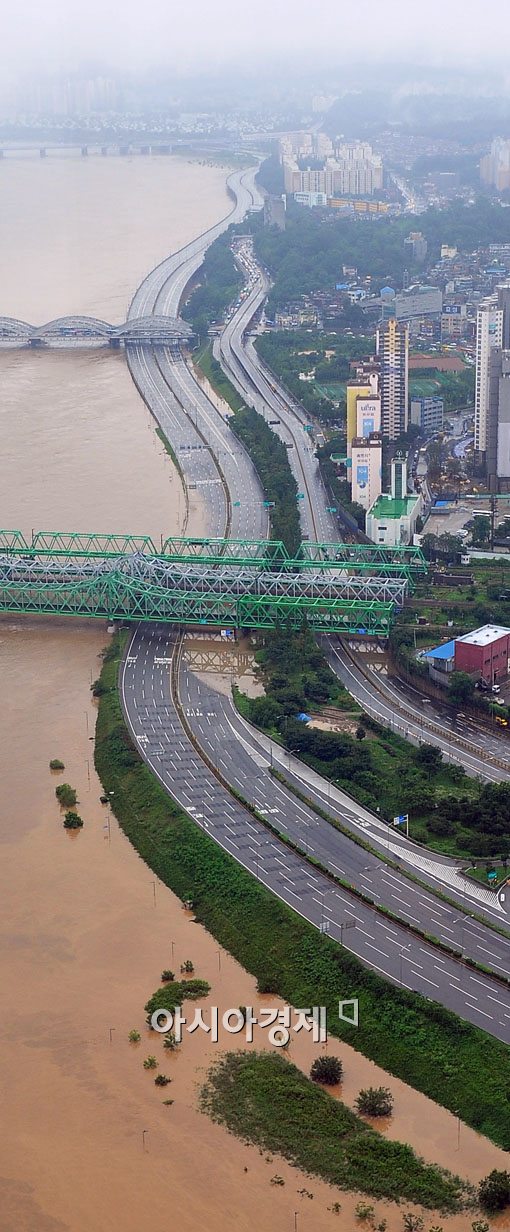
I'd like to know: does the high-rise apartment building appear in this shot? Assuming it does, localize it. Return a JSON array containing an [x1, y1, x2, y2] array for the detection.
[[327, 143, 383, 197], [263, 195, 286, 231], [281, 140, 383, 201], [410, 397, 444, 435], [498, 282, 510, 349], [376, 319, 409, 440], [480, 139, 510, 193], [487, 348, 510, 490], [404, 232, 428, 263], [474, 297, 504, 457]]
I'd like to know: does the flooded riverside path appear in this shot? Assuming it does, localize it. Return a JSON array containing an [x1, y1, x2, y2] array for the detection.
[[0, 155, 509, 1231], [1, 626, 509, 1232]]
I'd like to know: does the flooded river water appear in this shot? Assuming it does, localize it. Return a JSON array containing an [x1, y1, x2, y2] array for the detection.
[[0, 155, 508, 1232]]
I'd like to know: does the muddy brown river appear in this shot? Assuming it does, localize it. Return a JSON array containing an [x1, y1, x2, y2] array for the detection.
[[0, 155, 508, 1232]]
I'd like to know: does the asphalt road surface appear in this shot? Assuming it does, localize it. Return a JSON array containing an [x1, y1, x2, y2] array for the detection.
[[121, 624, 510, 1044], [118, 165, 510, 1039]]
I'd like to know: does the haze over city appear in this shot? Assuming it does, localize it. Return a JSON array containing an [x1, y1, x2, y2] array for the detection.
[[2, 0, 510, 78]]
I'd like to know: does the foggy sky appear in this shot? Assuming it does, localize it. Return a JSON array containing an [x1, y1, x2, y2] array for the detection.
[[2, 0, 509, 80]]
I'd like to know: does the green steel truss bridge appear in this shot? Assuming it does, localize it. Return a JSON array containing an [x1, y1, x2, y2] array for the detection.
[[0, 531, 427, 637]]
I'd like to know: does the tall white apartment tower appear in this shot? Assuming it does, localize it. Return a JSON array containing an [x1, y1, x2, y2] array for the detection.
[[376, 318, 409, 440], [475, 298, 504, 457]]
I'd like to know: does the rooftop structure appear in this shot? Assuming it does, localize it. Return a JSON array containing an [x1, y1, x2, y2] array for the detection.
[[456, 624, 510, 648], [424, 640, 455, 662], [368, 494, 417, 520]]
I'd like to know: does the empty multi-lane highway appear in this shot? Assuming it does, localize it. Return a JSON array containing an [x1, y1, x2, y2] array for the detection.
[[119, 164, 510, 1040]]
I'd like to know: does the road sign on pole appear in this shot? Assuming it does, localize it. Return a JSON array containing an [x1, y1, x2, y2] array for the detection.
[[393, 813, 409, 837]]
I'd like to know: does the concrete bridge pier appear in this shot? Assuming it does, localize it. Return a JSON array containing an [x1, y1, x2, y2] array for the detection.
[[39, 148, 47, 158], [81, 146, 88, 157]]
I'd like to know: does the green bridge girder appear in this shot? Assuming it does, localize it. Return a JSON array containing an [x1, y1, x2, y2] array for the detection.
[[0, 530, 426, 636], [0, 576, 394, 636], [0, 530, 427, 579]]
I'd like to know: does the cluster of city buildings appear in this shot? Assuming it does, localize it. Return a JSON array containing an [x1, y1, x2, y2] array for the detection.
[[338, 321, 424, 545], [279, 132, 385, 209], [270, 227, 510, 358], [426, 241, 510, 346]]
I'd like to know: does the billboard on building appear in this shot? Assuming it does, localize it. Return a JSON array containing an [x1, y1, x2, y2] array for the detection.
[[356, 396, 381, 439]]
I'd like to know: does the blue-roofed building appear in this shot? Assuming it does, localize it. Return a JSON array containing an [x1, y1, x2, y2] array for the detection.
[[424, 639, 455, 683]]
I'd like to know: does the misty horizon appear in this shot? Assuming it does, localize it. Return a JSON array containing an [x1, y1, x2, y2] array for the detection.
[[2, 0, 510, 83]]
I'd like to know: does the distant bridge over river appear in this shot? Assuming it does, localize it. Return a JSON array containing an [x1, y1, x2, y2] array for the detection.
[[0, 314, 193, 348]]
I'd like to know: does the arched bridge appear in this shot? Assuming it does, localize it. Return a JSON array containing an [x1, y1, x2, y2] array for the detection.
[[0, 530, 427, 637], [0, 314, 194, 347]]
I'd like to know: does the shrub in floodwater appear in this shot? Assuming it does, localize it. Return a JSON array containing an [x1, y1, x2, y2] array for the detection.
[[143, 1056, 158, 1070], [154, 1074, 171, 1087], [163, 1033, 179, 1050], [161, 969, 175, 982], [128, 1030, 141, 1043], [56, 783, 77, 808], [356, 1086, 394, 1117], [479, 1170, 510, 1213], [355, 1203, 375, 1222], [180, 960, 194, 974], [49, 759, 65, 771], [402, 1216, 424, 1232], [91, 678, 108, 697], [310, 1055, 343, 1085], [63, 811, 83, 829]]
